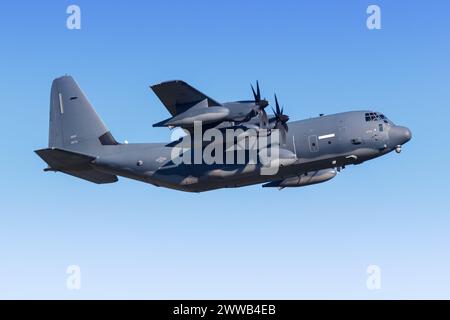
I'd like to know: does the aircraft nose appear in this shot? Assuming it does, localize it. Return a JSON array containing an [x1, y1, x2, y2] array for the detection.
[[389, 125, 412, 147]]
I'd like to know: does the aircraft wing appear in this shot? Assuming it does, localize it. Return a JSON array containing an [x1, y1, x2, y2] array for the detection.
[[150, 80, 221, 116]]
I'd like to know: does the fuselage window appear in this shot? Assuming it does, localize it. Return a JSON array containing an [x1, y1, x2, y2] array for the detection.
[[379, 123, 383, 132]]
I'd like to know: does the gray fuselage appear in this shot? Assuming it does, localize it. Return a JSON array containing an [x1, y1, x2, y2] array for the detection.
[[91, 110, 412, 192]]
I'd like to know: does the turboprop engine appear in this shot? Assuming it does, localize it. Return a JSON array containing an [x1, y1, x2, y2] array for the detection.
[[153, 99, 230, 128]]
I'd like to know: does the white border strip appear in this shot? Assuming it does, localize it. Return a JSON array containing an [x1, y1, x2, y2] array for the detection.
[[318, 133, 335, 140]]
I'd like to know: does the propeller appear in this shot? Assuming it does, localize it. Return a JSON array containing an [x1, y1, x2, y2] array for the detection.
[[272, 94, 289, 144], [251, 81, 269, 128]]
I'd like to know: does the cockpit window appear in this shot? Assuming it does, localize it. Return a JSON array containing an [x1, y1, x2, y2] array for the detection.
[[365, 112, 389, 123]]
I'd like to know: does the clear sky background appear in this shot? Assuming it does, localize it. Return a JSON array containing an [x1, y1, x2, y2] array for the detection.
[[0, 0, 449, 299]]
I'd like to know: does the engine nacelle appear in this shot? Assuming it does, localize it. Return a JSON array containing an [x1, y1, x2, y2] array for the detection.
[[258, 148, 297, 168], [263, 169, 337, 188], [153, 99, 230, 128], [167, 106, 229, 127]]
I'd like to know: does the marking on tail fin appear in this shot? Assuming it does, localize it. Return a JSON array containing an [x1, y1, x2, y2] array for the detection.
[[58, 93, 64, 114]]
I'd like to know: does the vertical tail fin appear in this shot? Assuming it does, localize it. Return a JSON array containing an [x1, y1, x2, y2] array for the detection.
[[49, 75, 118, 153]]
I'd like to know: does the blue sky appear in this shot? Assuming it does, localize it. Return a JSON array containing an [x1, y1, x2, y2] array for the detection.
[[0, 0, 449, 299]]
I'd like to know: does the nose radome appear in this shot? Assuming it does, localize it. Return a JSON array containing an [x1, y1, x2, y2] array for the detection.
[[404, 127, 412, 141], [389, 125, 412, 146]]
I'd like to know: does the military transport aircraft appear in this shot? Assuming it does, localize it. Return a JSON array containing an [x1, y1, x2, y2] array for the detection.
[[35, 76, 412, 192]]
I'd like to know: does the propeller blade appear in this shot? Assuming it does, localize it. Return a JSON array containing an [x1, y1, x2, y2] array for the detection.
[[257, 109, 268, 128], [261, 109, 268, 127], [251, 84, 258, 101], [250, 81, 270, 128], [275, 122, 287, 145], [252, 81, 263, 103], [272, 93, 289, 143], [256, 81, 261, 101], [274, 94, 281, 115]]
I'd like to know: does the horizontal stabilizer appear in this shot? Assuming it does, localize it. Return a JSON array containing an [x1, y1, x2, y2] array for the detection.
[[35, 148, 118, 184]]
